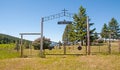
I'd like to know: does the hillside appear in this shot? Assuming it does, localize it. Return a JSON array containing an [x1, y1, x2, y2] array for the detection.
[[0, 33, 31, 44]]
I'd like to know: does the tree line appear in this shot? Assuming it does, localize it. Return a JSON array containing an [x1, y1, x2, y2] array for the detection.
[[0, 33, 19, 44], [101, 18, 120, 40], [0, 33, 31, 44]]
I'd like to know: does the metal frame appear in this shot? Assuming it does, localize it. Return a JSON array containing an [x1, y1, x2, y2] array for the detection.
[[40, 9, 74, 55], [19, 33, 41, 57]]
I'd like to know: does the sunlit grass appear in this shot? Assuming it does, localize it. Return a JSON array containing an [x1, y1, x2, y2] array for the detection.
[[0, 55, 120, 70], [0, 42, 120, 70], [0, 50, 19, 59], [0, 44, 20, 59]]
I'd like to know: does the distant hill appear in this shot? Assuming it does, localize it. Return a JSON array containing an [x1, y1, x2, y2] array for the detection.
[[0, 33, 31, 44]]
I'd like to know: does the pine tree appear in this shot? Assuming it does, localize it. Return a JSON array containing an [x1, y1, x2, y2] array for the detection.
[[62, 24, 73, 44], [68, 24, 76, 44], [108, 18, 120, 39], [72, 6, 96, 45], [93, 32, 99, 40], [101, 23, 109, 40]]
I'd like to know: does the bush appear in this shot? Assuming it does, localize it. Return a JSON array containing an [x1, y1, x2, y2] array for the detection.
[[98, 39, 104, 43], [32, 37, 51, 50]]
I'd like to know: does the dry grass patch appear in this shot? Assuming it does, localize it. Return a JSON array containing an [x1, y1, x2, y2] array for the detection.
[[0, 43, 120, 70], [0, 55, 120, 70]]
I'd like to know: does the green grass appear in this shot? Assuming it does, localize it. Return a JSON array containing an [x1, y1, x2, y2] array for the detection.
[[0, 44, 15, 49], [0, 50, 19, 59], [0, 44, 19, 59], [0, 42, 120, 70]]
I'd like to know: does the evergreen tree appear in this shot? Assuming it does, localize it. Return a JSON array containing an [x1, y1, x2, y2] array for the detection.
[[62, 24, 73, 44], [108, 18, 120, 39], [101, 23, 109, 39], [68, 24, 76, 44], [72, 6, 96, 45], [93, 32, 99, 41]]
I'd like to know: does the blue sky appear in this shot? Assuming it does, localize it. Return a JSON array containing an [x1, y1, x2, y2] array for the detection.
[[0, 0, 120, 42]]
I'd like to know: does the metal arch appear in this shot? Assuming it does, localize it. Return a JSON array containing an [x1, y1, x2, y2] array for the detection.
[[43, 12, 74, 22], [43, 12, 64, 21], [40, 9, 75, 56]]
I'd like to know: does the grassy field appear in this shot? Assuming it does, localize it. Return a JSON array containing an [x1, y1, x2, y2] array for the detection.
[[0, 43, 120, 70], [0, 44, 19, 59], [0, 55, 120, 70]]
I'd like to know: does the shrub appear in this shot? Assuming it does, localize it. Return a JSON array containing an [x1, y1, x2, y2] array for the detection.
[[32, 37, 51, 50], [98, 39, 104, 43]]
